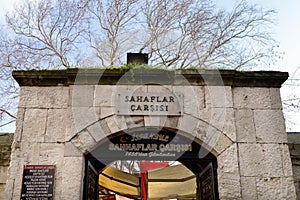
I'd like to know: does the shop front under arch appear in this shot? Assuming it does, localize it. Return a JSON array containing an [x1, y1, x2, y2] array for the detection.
[[83, 126, 219, 200]]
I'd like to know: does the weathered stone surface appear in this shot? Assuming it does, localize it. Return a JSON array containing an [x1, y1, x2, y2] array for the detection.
[[64, 142, 82, 157], [20, 142, 40, 164], [105, 115, 128, 134], [294, 180, 300, 199], [162, 116, 179, 129], [114, 85, 147, 95], [235, 109, 256, 142], [100, 107, 114, 119], [75, 130, 97, 153], [238, 144, 264, 177], [233, 87, 271, 109], [205, 86, 233, 108], [239, 144, 284, 177], [218, 144, 240, 177], [86, 122, 107, 142], [262, 144, 285, 177], [218, 144, 241, 200], [70, 85, 94, 107], [12, 69, 289, 87], [193, 121, 232, 156], [39, 143, 65, 198], [125, 116, 144, 129], [71, 136, 86, 153], [292, 165, 300, 182], [14, 108, 25, 144], [69, 107, 100, 134], [0, 134, 12, 166], [22, 109, 47, 142], [213, 108, 236, 141], [61, 157, 84, 199], [173, 86, 205, 117], [94, 85, 116, 107], [270, 88, 283, 109], [179, 114, 201, 135], [241, 176, 257, 200], [39, 143, 64, 167], [19, 86, 68, 108], [148, 85, 173, 93], [289, 144, 300, 157], [289, 133, 300, 199], [66, 108, 76, 141], [254, 110, 287, 143], [218, 178, 242, 200], [0, 166, 8, 184], [4, 179, 16, 200], [288, 133, 300, 145], [98, 119, 112, 136], [0, 183, 6, 200], [5, 150, 22, 181], [256, 177, 296, 200], [239, 143, 263, 177], [45, 109, 66, 142], [7, 69, 295, 200], [144, 116, 167, 127], [281, 144, 294, 177], [199, 108, 236, 141]]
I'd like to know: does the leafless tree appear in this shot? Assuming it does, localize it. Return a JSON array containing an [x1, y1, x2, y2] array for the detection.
[[142, 0, 278, 68], [282, 66, 300, 130], [83, 0, 278, 68], [0, 0, 90, 129], [0, 0, 279, 128], [3, 0, 90, 69], [111, 160, 139, 174], [86, 0, 140, 67]]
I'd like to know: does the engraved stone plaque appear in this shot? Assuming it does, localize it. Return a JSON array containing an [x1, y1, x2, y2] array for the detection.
[[115, 92, 183, 116]]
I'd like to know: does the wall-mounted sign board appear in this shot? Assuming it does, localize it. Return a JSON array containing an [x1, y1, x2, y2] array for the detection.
[[21, 165, 55, 200], [115, 92, 183, 116]]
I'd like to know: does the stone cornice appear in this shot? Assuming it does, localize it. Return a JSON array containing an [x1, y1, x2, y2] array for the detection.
[[12, 68, 289, 88]]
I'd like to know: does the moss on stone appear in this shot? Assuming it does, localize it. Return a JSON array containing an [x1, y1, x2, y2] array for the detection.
[[12, 68, 289, 88], [0, 134, 13, 166]]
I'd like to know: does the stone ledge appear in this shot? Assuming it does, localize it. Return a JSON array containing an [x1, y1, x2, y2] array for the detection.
[[12, 69, 288, 87]]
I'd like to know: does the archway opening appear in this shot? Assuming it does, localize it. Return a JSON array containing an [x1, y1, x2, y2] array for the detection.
[[83, 127, 219, 200]]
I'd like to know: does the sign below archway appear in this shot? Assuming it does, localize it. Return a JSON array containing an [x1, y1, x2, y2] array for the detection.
[[91, 127, 214, 163], [86, 127, 218, 200]]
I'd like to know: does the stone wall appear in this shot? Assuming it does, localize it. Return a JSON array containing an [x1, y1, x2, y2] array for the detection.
[[0, 133, 13, 200], [288, 133, 300, 199], [4, 69, 296, 199]]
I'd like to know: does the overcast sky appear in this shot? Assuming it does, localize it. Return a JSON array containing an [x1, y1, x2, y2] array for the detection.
[[215, 1, 300, 131], [217, 0, 300, 71], [0, 0, 299, 131]]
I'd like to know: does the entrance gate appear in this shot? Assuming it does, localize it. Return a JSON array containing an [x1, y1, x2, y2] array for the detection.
[[6, 69, 295, 199], [83, 127, 219, 200]]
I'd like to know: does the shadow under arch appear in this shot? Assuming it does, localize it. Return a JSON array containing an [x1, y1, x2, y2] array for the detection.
[[83, 126, 219, 200]]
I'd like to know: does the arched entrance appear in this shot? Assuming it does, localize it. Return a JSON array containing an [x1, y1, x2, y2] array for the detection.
[[83, 127, 219, 200]]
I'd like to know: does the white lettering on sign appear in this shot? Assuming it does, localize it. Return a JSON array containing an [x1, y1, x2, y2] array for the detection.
[[115, 92, 183, 115]]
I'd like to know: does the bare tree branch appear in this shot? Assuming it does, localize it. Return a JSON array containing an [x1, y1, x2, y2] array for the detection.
[[0, 120, 16, 128], [0, 109, 16, 119], [0, 0, 281, 130]]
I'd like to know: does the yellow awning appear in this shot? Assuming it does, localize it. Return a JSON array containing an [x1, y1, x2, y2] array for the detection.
[[99, 166, 140, 199], [98, 164, 196, 199], [147, 164, 196, 200]]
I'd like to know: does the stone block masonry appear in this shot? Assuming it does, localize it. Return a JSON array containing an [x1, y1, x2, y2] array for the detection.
[[288, 133, 300, 199], [4, 69, 296, 199], [0, 133, 13, 200]]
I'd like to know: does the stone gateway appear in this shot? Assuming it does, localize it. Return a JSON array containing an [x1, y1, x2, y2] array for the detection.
[[4, 69, 297, 199]]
